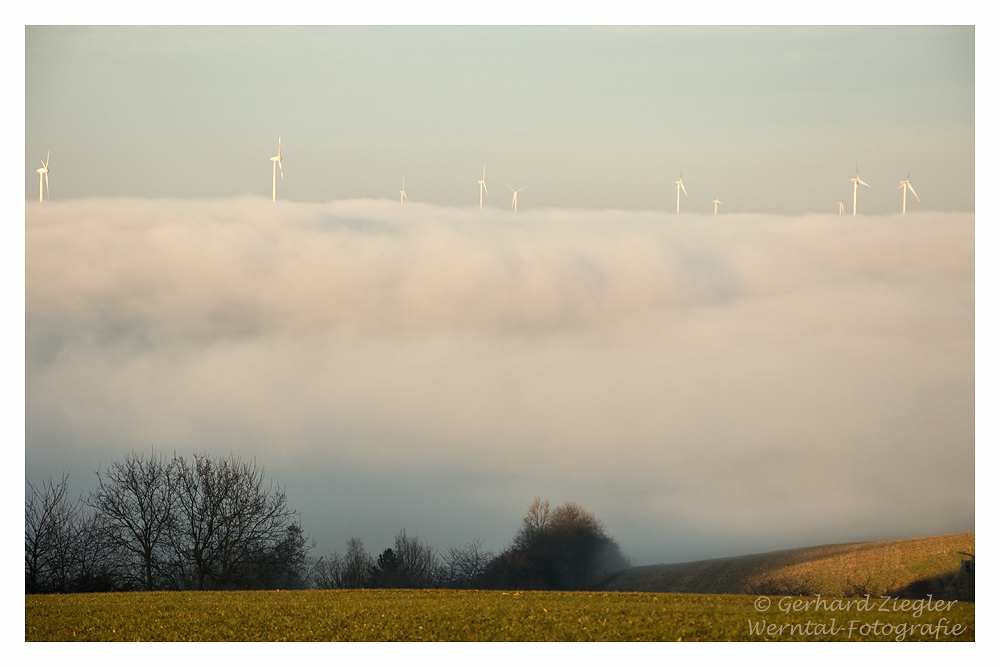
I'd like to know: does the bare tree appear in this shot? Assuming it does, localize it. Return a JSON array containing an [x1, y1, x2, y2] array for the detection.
[[313, 552, 344, 589], [26, 474, 117, 593], [258, 523, 314, 589], [168, 453, 298, 589], [313, 538, 375, 589], [391, 530, 438, 588], [513, 497, 551, 550], [442, 538, 494, 588], [70, 509, 119, 592], [26, 474, 78, 593], [88, 451, 176, 591], [341, 538, 374, 588]]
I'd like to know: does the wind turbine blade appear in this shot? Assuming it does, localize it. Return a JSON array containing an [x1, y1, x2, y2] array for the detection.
[[483, 183, 488, 197], [681, 182, 688, 196], [278, 159, 284, 181], [858, 179, 870, 188], [908, 183, 919, 201], [45, 172, 49, 198]]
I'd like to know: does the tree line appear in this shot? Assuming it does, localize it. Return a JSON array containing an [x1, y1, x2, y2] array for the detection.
[[27, 452, 628, 594]]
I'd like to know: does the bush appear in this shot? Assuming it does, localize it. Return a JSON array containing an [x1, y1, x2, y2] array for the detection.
[[483, 498, 629, 590]]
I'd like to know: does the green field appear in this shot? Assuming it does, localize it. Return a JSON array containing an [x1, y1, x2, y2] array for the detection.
[[25, 589, 974, 641]]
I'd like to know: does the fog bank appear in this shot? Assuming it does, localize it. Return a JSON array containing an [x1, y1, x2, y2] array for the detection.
[[25, 198, 974, 564]]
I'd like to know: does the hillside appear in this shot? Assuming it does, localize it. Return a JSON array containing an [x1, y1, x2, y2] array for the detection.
[[603, 533, 974, 600]]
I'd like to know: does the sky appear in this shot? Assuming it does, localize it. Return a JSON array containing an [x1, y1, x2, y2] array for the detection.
[[22, 25, 978, 567], [25, 26, 973, 214]]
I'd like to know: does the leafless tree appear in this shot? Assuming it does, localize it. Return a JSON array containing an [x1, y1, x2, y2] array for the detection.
[[391, 530, 438, 588], [341, 538, 374, 588], [513, 497, 551, 550], [312, 552, 345, 589], [26, 474, 117, 593], [441, 538, 494, 588], [257, 523, 314, 589], [168, 453, 298, 589], [88, 451, 176, 591], [26, 474, 78, 593]]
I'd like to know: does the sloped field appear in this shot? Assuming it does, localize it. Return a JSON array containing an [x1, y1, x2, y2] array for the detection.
[[603, 533, 974, 599]]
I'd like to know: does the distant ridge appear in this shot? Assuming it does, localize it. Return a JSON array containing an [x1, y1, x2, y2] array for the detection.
[[603, 533, 974, 600]]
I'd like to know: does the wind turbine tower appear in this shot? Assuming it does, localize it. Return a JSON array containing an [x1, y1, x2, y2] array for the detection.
[[851, 166, 870, 216], [508, 184, 525, 213], [839, 202, 844, 215], [270, 134, 283, 202], [478, 164, 488, 209], [675, 173, 688, 214], [712, 198, 721, 215], [36, 152, 49, 203], [898, 174, 919, 214], [400, 177, 408, 203]]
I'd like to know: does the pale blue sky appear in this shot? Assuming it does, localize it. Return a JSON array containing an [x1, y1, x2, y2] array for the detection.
[[26, 26, 973, 213]]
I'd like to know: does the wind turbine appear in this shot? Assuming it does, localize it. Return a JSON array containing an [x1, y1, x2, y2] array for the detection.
[[36, 151, 49, 203], [675, 173, 688, 214], [712, 198, 721, 215], [851, 165, 870, 216], [478, 164, 488, 209], [898, 174, 919, 214], [838, 202, 844, 215], [270, 134, 283, 202], [400, 176, 407, 203], [507, 184, 525, 213]]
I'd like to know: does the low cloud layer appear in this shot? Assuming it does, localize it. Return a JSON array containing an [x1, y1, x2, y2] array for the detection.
[[26, 198, 974, 564]]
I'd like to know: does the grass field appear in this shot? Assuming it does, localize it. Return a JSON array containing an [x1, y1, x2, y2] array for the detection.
[[604, 533, 975, 598], [25, 589, 974, 642]]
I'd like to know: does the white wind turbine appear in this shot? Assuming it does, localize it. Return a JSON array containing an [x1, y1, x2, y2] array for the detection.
[[712, 198, 721, 215], [478, 164, 488, 209], [36, 151, 49, 203], [851, 165, 870, 216], [508, 184, 525, 213], [675, 173, 688, 214], [838, 202, 844, 215], [270, 134, 283, 202], [400, 177, 407, 203], [898, 173, 919, 214]]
